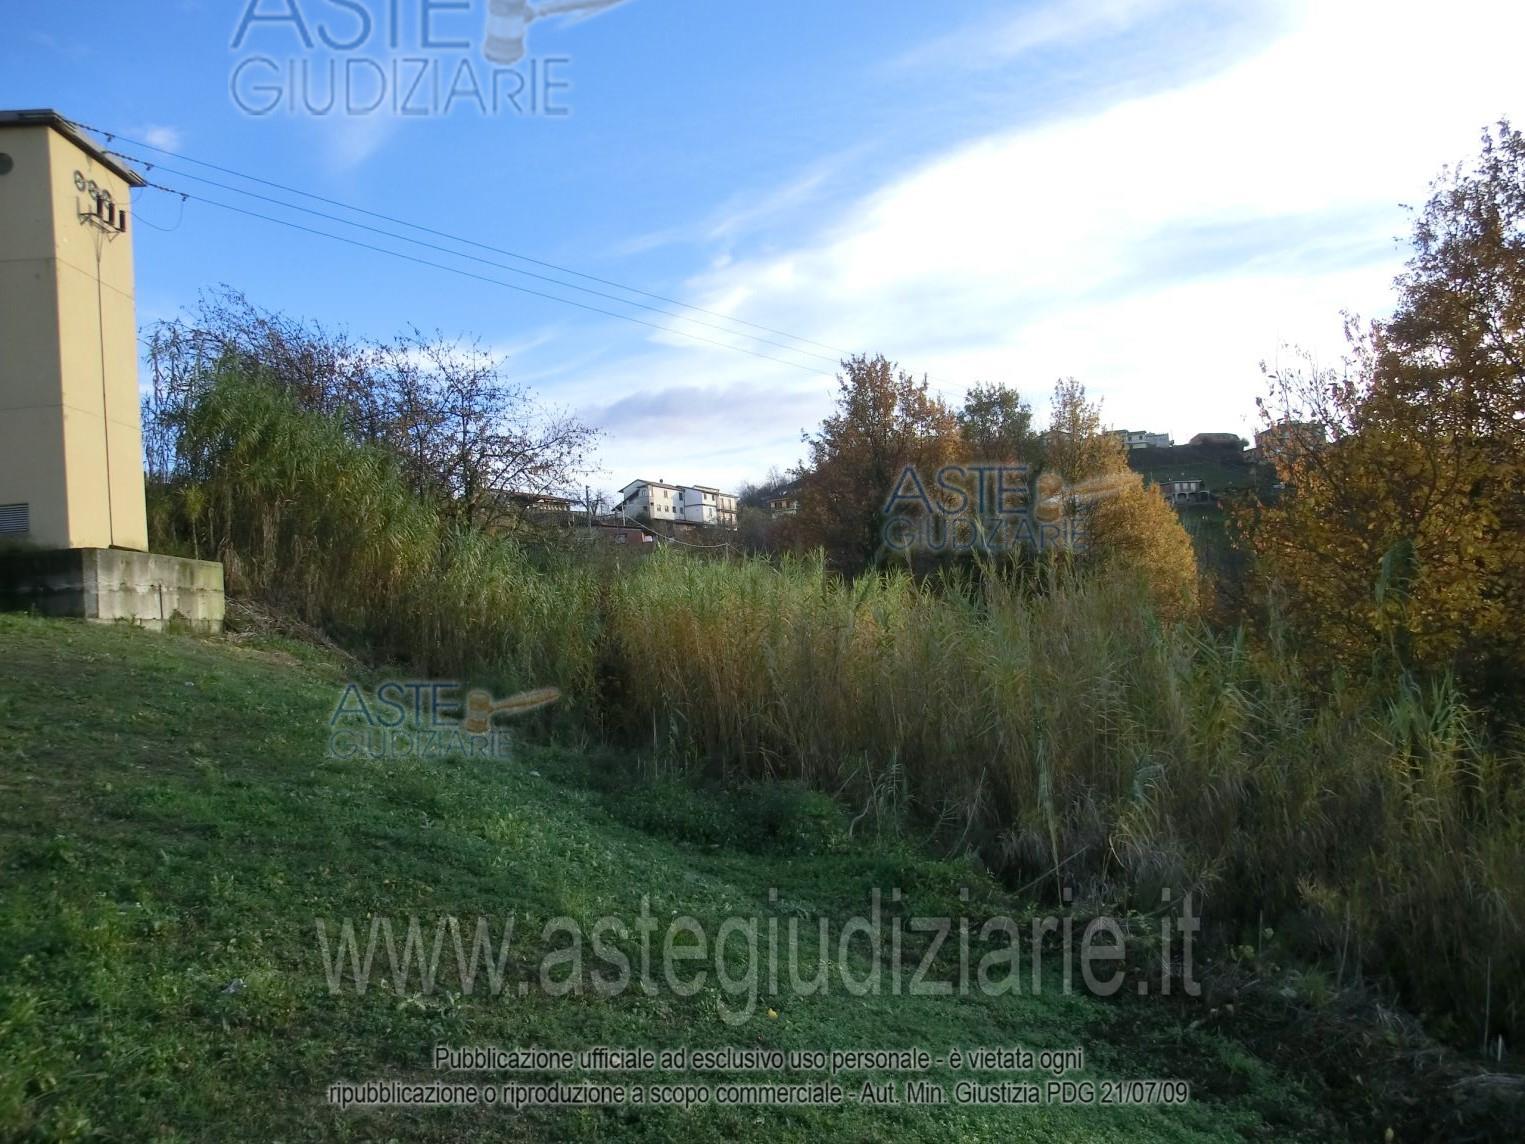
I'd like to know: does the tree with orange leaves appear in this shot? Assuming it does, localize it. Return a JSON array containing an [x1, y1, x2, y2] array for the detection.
[[793, 354, 963, 574], [1243, 122, 1525, 695]]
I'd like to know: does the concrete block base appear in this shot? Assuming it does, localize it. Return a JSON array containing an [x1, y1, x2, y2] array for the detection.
[[0, 548, 225, 633]]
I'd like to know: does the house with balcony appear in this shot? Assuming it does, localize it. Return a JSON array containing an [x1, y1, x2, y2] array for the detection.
[[1156, 477, 1205, 504], [495, 491, 573, 516], [616, 479, 739, 530], [616, 479, 682, 522], [678, 485, 739, 528], [766, 481, 802, 516], [1109, 429, 1174, 451]]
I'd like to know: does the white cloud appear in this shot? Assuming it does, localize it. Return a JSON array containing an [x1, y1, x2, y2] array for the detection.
[[613, 157, 854, 259], [527, 0, 1523, 487], [896, 0, 1189, 72], [315, 113, 399, 172], [142, 125, 184, 152]]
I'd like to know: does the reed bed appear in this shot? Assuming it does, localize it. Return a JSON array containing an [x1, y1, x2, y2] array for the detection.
[[606, 549, 1524, 1042], [159, 369, 600, 711]]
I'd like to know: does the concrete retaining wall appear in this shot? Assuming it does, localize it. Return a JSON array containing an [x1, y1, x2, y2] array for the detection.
[[0, 547, 225, 632]]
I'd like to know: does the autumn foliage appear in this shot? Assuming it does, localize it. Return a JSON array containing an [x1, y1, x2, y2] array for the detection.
[[791, 361, 1199, 617], [793, 354, 963, 572], [1244, 122, 1525, 697]]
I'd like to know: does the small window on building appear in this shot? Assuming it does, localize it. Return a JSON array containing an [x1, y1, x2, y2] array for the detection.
[[0, 503, 29, 536]]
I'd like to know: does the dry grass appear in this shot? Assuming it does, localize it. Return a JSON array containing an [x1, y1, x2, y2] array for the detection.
[[605, 550, 1525, 1045]]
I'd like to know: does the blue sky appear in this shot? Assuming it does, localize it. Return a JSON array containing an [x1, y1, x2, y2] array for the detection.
[[5, 0, 1521, 497]]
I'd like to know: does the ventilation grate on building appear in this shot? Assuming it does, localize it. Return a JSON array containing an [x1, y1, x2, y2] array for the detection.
[[0, 503, 30, 536]]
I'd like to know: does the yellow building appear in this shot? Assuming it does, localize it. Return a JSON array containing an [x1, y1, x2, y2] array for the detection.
[[0, 109, 149, 551]]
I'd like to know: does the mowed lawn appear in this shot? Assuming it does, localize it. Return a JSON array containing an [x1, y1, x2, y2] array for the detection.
[[0, 615, 1332, 1141]]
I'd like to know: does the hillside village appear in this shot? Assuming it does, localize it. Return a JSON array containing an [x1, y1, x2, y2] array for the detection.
[[1111, 422, 1326, 505], [569, 419, 1322, 550]]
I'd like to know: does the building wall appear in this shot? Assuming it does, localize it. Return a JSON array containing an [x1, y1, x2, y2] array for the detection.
[[1255, 421, 1327, 461], [679, 486, 716, 525], [0, 122, 148, 551], [621, 481, 738, 529], [678, 487, 738, 528], [620, 481, 682, 521], [1113, 430, 1173, 451]]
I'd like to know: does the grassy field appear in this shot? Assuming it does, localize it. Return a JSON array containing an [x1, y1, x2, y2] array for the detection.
[[0, 614, 1342, 1142], [146, 371, 1524, 1061]]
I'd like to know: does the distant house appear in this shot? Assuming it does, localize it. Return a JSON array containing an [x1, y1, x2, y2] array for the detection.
[[1254, 420, 1327, 463], [1110, 429, 1174, 451], [616, 479, 739, 530], [617, 479, 682, 522], [495, 491, 573, 515], [1156, 477, 1205, 504], [486, 491, 575, 530], [1188, 432, 1247, 449], [767, 481, 802, 516], [679, 485, 739, 529]]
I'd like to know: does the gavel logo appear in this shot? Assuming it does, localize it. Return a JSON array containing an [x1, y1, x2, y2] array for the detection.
[[483, 0, 633, 66], [461, 686, 562, 734]]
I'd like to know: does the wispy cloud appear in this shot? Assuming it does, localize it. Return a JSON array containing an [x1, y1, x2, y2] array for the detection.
[[893, 0, 1191, 71], [141, 125, 185, 152], [563, 0, 1524, 486], [315, 114, 400, 172], [547, 341, 832, 489], [28, 27, 90, 60], [614, 157, 854, 258], [582, 377, 820, 436]]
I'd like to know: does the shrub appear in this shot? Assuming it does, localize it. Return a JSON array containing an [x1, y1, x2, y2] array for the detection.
[[153, 367, 598, 709]]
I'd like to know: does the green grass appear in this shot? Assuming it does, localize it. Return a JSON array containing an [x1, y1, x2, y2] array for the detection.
[[0, 615, 1333, 1141]]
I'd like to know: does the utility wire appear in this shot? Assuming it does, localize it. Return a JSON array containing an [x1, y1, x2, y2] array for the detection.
[[134, 178, 831, 375], [127, 190, 186, 233], [109, 148, 842, 369], [617, 510, 734, 550], [70, 120, 852, 358]]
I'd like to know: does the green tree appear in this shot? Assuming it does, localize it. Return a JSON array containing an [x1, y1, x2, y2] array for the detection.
[[1042, 377, 1127, 483], [958, 382, 1035, 463]]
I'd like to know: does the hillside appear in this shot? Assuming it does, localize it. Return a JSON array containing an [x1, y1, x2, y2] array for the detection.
[[0, 615, 1340, 1142], [1125, 444, 1267, 497]]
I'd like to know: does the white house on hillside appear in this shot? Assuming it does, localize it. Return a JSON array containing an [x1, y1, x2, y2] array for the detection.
[[1110, 429, 1174, 450], [678, 485, 738, 528], [617, 480, 739, 529], [618, 479, 682, 521], [1157, 477, 1205, 503]]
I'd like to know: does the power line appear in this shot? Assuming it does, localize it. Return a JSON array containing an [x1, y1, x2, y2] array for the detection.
[[617, 510, 733, 550], [107, 148, 842, 369], [133, 178, 832, 375], [71, 120, 852, 359]]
